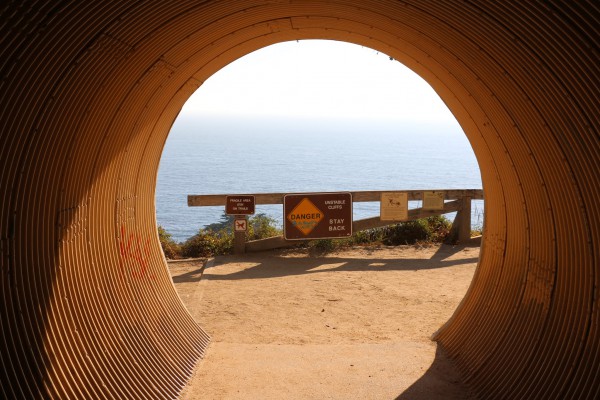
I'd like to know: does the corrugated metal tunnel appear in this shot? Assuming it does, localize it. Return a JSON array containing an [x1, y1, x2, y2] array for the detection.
[[1, 1, 598, 398]]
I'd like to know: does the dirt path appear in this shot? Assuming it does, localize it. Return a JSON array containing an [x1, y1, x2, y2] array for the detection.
[[172, 244, 479, 399]]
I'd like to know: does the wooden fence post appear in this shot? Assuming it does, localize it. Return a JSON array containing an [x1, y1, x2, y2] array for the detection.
[[233, 216, 247, 255], [457, 196, 472, 243]]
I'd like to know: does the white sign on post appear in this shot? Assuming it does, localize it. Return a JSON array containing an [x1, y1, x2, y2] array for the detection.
[[234, 218, 247, 232], [380, 192, 408, 221], [422, 191, 445, 211]]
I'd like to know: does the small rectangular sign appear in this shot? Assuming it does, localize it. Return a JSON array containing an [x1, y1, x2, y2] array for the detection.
[[284, 192, 352, 240], [380, 192, 408, 221], [422, 191, 445, 211], [225, 195, 255, 215], [234, 217, 248, 232]]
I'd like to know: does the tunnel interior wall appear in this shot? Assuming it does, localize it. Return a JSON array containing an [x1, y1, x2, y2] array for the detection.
[[0, 1, 598, 398]]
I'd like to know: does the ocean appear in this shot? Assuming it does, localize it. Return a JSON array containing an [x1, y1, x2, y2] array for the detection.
[[156, 114, 483, 242]]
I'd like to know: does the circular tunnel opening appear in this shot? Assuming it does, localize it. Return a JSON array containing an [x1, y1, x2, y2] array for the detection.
[[157, 40, 484, 247], [158, 40, 484, 397]]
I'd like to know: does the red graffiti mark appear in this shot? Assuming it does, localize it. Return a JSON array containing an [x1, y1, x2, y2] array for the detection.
[[119, 225, 156, 281]]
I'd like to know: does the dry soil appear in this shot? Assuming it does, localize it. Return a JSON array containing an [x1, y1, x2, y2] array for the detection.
[[172, 243, 480, 399]]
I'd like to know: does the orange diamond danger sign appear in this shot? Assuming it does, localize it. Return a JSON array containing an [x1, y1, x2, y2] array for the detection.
[[287, 197, 324, 235], [284, 193, 352, 240]]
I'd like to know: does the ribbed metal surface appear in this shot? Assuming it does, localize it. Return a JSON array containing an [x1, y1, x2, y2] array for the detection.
[[0, 0, 598, 398]]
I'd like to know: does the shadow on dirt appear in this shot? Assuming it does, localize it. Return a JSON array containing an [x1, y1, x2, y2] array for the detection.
[[203, 244, 478, 281], [396, 346, 477, 400]]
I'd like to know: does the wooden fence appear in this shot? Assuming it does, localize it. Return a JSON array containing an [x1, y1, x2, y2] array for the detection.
[[188, 189, 484, 254]]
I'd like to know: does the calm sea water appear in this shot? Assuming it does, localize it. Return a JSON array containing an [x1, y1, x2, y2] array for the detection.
[[156, 115, 483, 242]]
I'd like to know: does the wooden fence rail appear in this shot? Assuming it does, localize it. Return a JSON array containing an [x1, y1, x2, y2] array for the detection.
[[188, 189, 484, 207], [188, 189, 484, 254]]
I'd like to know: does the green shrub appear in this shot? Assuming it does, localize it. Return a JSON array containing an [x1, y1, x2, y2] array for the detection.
[[162, 214, 453, 258], [247, 213, 282, 240], [204, 213, 235, 233], [308, 238, 338, 252], [181, 229, 233, 258], [351, 227, 386, 245], [382, 219, 430, 245], [385, 216, 452, 245], [158, 225, 181, 259], [299, 216, 455, 254], [352, 216, 453, 247], [178, 213, 282, 258], [425, 215, 452, 242]]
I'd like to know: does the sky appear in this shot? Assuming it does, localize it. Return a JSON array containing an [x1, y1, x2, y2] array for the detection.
[[180, 40, 456, 124]]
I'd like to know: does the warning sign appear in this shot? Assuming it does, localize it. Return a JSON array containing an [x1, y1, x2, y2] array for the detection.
[[380, 192, 408, 221], [225, 195, 255, 215], [234, 218, 247, 232], [422, 191, 445, 211], [287, 197, 324, 235], [284, 193, 352, 240]]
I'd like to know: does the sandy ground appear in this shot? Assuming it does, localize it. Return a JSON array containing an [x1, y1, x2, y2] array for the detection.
[[171, 243, 480, 399]]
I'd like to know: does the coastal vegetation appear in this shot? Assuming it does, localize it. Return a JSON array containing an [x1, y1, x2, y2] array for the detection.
[[158, 225, 181, 259], [158, 214, 458, 259]]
